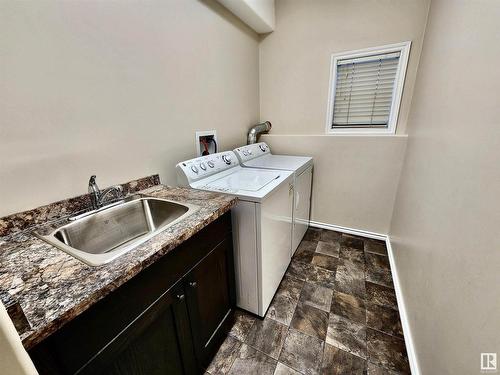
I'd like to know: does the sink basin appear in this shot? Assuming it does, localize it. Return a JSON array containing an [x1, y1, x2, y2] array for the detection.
[[37, 196, 199, 266]]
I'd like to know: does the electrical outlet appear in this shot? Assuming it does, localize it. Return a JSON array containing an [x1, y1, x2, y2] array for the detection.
[[195, 130, 218, 156]]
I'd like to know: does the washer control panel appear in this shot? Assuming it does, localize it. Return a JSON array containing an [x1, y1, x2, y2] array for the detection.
[[176, 151, 239, 185], [234, 142, 270, 163]]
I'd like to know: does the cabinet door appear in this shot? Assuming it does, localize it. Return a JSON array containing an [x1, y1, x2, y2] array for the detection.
[[77, 285, 198, 375], [292, 165, 313, 254], [185, 238, 235, 368]]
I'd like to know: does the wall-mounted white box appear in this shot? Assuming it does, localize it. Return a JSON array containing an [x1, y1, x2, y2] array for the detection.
[[195, 130, 218, 157]]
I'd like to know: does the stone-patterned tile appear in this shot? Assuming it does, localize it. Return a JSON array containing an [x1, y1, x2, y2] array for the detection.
[[365, 281, 398, 310], [267, 293, 299, 326], [290, 302, 329, 340], [299, 282, 333, 312], [321, 344, 366, 375], [365, 252, 391, 271], [315, 241, 340, 257], [339, 246, 365, 265], [306, 264, 335, 289], [228, 344, 277, 375], [274, 362, 302, 375], [286, 260, 313, 282], [279, 329, 324, 375], [245, 318, 288, 359], [276, 275, 305, 301], [330, 291, 366, 324], [366, 328, 410, 373], [364, 239, 388, 256], [303, 227, 322, 241], [293, 250, 315, 264], [319, 229, 341, 243], [229, 309, 257, 341], [311, 253, 338, 272], [341, 234, 364, 250], [365, 253, 394, 288], [326, 314, 367, 359], [366, 361, 403, 375], [207, 335, 242, 374], [295, 240, 318, 254], [334, 259, 366, 299], [366, 303, 403, 338], [293, 240, 317, 263], [345, 255, 365, 273]]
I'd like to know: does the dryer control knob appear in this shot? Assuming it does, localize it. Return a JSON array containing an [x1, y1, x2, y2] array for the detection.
[[222, 154, 232, 165], [242, 150, 249, 156], [248, 149, 253, 155], [191, 165, 199, 174], [207, 161, 215, 168], [199, 162, 206, 171], [259, 144, 267, 152]]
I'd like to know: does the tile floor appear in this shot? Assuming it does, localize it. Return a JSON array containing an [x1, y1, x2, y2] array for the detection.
[[206, 228, 410, 375]]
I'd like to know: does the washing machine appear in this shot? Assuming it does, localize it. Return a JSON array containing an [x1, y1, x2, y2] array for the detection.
[[233, 142, 313, 255], [176, 151, 293, 317]]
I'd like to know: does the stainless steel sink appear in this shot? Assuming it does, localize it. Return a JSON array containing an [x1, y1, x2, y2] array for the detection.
[[37, 196, 199, 266]]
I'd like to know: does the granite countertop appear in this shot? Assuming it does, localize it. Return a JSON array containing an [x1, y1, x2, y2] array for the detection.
[[0, 178, 237, 349]]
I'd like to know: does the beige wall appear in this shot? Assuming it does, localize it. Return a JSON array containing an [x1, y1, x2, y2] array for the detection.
[[259, 0, 429, 135], [258, 0, 429, 232], [263, 134, 407, 234], [0, 0, 259, 217], [389, 1, 500, 374]]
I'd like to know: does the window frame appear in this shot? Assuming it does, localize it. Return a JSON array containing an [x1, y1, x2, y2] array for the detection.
[[325, 41, 411, 135]]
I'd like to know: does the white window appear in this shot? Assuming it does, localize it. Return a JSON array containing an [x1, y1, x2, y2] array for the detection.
[[326, 42, 411, 135]]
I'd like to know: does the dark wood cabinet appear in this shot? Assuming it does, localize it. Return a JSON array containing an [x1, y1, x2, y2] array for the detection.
[[185, 238, 235, 368], [78, 283, 197, 375], [29, 212, 235, 375]]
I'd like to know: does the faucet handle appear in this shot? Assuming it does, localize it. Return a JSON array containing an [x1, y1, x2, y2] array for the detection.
[[111, 185, 124, 197]]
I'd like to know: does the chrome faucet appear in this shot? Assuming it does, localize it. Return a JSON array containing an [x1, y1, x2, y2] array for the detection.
[[88, 175, 124, 210]]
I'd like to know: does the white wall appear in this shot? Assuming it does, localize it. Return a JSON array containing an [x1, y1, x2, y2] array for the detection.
[[0, 304, 37, 375], [217, 0, 275, 33], [0, 0, 259, 217], [246, 0, 275, 30], [389, 1, 500, 373], [258, 0, 429, 233]]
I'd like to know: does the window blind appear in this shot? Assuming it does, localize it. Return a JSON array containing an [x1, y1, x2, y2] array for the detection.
[[332, 51, 401, 128]]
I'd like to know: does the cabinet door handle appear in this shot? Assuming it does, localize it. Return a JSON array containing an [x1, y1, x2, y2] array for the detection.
[[176, 294, 185, 301], [189, 281, 197, 288]]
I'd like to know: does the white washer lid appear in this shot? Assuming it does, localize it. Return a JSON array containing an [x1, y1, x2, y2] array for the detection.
[[208, 169, 281, 192], [192, 167, 293, 202], [242, 154, 313, 174]]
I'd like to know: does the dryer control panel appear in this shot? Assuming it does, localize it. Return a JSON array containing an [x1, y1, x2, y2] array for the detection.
[[234, 142, 271, 163], [176, 151, 239, 186]]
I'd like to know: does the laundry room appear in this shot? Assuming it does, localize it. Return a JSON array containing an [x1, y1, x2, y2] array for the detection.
[[0, 1, 499, 375]]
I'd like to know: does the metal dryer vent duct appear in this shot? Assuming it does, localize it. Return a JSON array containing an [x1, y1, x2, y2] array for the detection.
[[247, 121, 272, 144]]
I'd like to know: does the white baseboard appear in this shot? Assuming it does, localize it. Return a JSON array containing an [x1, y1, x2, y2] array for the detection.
[[385, 237, 420, 375], [309, 220, 387, 241], [309, 220, 420, 375]]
